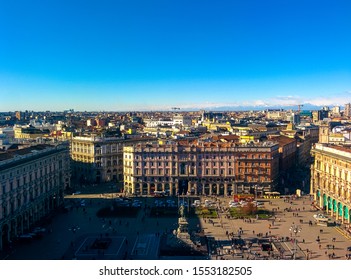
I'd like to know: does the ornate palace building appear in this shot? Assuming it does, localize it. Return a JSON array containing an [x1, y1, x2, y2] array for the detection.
[[123, 140, 279, 196], [310, 143, 351, 224], [0, 143, 70, 251]]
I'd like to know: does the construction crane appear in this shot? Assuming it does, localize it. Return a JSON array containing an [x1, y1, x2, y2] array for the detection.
[[286, 104, 304, 113]]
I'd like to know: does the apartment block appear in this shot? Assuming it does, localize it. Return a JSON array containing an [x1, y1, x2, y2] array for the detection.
[[70, 136, 155, 184], [0, 143, 70, 251]]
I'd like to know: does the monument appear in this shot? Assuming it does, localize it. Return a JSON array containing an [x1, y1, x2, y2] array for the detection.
[[177, 204, 191, 241], [159, 202, 208, 258]]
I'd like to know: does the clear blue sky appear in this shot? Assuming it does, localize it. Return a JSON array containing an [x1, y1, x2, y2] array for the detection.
[[1, 0, 350, 111]]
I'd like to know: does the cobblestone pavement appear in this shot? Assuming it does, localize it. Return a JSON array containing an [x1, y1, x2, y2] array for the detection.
[[3, 191, 351, 260], [196, 195, 351, 260]]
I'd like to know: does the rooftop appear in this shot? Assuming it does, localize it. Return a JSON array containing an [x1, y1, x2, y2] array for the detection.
[[0, 144, 68, 171]]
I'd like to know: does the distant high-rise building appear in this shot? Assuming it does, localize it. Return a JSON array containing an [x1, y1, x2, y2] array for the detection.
[[345, 103, 351, 117], [312, 110, 329, 123], [291, 113, 300, 125], [332, 106, 341, 115]]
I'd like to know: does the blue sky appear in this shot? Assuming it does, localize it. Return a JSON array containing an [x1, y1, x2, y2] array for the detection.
[[0, 0, 350, 111]]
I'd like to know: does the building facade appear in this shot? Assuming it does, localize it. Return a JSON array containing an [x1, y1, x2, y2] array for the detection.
[[173, 114, 192, 127], [70, 136, 155, 184], [0, 143, 71, 251], [14, 125, 50, 139], [310, 143, 351, 224], [123, 141, 279, 196], [345, 103, 351, 117]]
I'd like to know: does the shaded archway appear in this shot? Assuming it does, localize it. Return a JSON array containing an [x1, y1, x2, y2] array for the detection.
[[204, 183, 210, 195], [135, 183, 140, 195], [338, 202, 343, 218], [150, 183, 156, 194], [343, 205, 349, 223], [164, 183, 170, 194], [211, 184, 217, 195], [323, 194, 327, 210], [333, 199, 337, 214], [328, 196, 332, 211], [219, 184, 225, 196], [142, 183, 148, 195], [106, 169, 112, 181]]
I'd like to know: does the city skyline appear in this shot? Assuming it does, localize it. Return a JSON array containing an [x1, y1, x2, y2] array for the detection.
[[1, 0, 350, 111]]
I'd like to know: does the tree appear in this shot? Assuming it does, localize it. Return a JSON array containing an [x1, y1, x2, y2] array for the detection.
[[240, 202, 257, 216]]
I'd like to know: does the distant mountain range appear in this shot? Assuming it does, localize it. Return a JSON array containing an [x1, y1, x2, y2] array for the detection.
[[179, 103, 336, 112]]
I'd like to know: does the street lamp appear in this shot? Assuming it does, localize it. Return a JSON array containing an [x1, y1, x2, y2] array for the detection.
[[289, 224, 301, 260]]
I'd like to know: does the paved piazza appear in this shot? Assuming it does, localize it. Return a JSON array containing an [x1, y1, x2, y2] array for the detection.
[[3, 189, 351, 260]]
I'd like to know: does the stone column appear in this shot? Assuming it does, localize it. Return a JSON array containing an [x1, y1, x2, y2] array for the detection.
[[310, 176, 315, 196], [175, 181, 179, 196], [188, 181, 192, 195], [335, 201, 339, 220], [340, 204, 344, 224], [319, 192, 323, 209], [169, 183, 173, 196], [147, 183, 151, 195]]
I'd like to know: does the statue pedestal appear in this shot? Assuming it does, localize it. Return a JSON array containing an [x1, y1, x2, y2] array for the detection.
[[177, 217, 190, 240]]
